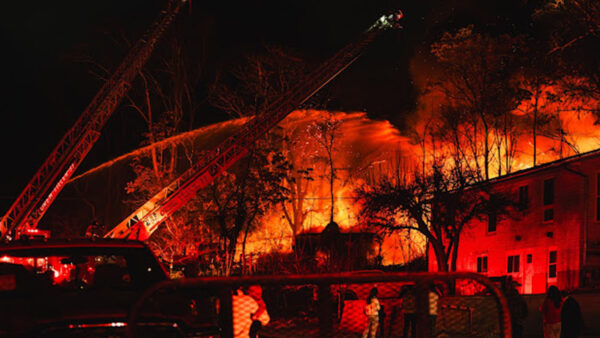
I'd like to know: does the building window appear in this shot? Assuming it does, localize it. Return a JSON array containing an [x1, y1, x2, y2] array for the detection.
[[543, 178, 554, 221], [543, 179, 554, 205], [596, 173, 600, 222], [477, 256, 488, 273], [488, 212, 497, 232], [508, 255, 520, 273], [597, 196, 600, 222], [518, 185, 529, 210], [526, 254, 532, 264], [549, 250, 557, 279]]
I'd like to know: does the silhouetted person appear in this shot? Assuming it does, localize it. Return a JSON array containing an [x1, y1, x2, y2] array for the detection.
[[233, 288, 258, 338], [560, 290, 583, 338], [85, 220, 102, 238], [505, 279, 527, 338], [362, 287, 380, 338], [247, 285, 269, 338], [541, 286, 562, 338], [401, 286, 416, 338], [379, 302, 386, 337]]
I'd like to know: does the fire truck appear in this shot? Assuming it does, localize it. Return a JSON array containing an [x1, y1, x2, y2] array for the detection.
[[14, 228, 51, 241], [0, 1, 403, 242]]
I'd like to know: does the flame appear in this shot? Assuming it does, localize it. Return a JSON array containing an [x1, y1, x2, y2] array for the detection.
[[66, 108, 421, 265], [408, 52, 600, 178], [68, 88, 600, 268], [239, 110, 420, 265]]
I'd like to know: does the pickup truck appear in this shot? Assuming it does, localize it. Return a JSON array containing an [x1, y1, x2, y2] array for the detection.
[[0, 238, 219, 337]]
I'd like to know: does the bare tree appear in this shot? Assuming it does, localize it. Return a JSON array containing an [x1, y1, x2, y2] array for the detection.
[[204, 46, 308, 273], [280, 123, 314, 237], [122, 31, 206, 259], [209, 45, 306, 118], [308, 114, 343, 229], [536, 0, 600, 119], [430, 26, 523, 178], [199, 135, 291, 275], [357, 161, 513, 272]]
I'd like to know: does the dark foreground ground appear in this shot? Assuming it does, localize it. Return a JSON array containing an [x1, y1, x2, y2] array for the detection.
[[256, 290, 600, 338], [522, 291, 600, 338]]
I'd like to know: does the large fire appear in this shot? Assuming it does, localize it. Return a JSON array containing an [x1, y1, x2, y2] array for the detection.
[[65, 109, 425, 266], [410, 54, 600, 176], [64, 92, 598, 268], [413, 83, 600, 175], [240, 109, 425, 266]]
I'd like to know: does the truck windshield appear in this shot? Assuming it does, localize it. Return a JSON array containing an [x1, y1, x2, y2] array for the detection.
[[0, 247, 166, 292]]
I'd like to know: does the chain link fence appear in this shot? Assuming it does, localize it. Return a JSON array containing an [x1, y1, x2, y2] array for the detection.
[[128, 272, 511, 338]]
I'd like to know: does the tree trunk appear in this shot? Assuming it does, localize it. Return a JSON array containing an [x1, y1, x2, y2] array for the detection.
[[429, 238, 449, 272], [504, 112, 510, 174], [533, 89, 539, 167], [241, 220, 252, 275], [482, 119, 490, 180], [227, 233, 238, 276], [496, 132, 502, 177], [450, 234, 460, 272], [241, 236, 247, 275], [329, 150, 335, 224]]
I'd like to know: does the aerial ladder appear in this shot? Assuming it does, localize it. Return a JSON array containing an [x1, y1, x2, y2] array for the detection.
[[106, 10, 404, 240], [0, 0, 187, 239]]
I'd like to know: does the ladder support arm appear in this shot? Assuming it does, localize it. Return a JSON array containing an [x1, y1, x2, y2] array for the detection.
[[107, 10, 403, 240]]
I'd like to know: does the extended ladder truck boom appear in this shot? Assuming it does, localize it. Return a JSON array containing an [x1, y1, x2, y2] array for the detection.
[[0, 0, 187, 239], [106, 11, 403, 240]]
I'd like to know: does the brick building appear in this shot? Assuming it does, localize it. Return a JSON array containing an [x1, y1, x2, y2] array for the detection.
[[428, 149, 600, 294]]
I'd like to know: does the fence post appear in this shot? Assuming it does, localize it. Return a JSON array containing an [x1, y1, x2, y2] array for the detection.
[[219, 286, 233, 338], [318, 282, 334, 336], [415, 278, 432, 338]]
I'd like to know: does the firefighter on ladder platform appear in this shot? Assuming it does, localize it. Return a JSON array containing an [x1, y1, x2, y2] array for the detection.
[[85, 220, 103, 238]]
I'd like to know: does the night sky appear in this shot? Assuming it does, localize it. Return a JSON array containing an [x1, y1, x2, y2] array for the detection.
[[0, 0, 536, 212]]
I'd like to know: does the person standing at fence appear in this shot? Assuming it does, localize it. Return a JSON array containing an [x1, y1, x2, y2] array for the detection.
[[363, 287, 381, 338], [541, 286, 562, 338], [560, 289, 583, 338], [379, 301, 386, 338], [233, 288, 259, 338], [505, 279, 528, 338], [247, 285, 270, 338], [401, 285, 417, 338]]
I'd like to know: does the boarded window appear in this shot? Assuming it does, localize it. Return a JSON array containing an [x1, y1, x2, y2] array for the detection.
[[549, 251, 557, 278], [477, 256, 488, 273], [508, 255, 520, 273], [519, 185, 529, 210], [488, 212, 497, 232], [543, 178, 554, 206], [596, 196, 600, 222], [597, 173, 600, 222]]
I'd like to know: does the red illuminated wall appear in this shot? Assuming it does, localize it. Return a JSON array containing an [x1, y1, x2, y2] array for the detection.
[[428, 149, 600, 294]]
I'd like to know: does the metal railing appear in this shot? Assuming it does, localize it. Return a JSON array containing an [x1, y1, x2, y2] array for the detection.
[[127, 272, 511, 338]]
